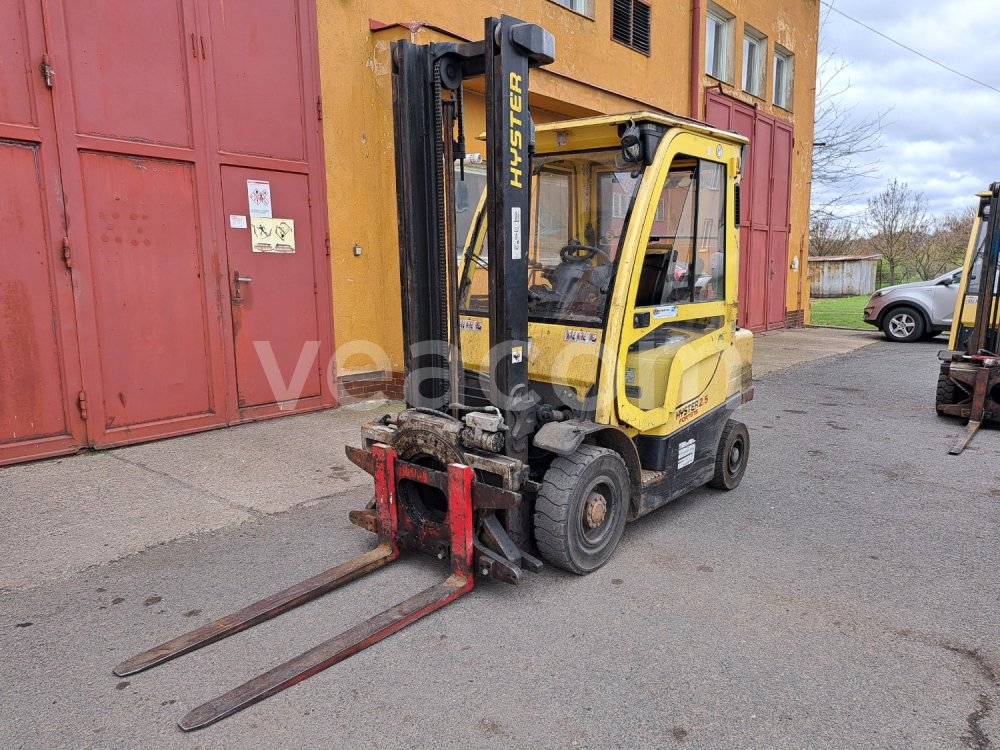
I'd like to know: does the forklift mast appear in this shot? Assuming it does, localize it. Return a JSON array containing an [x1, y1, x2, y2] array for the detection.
[[965, 184, 1000, 355], [939, 181, 1000, 453], [391, 16, 555, 461]]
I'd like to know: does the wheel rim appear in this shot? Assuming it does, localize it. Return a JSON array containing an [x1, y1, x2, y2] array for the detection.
[[577, 478, 618, 548], [727, 436, 745, 478], [888, 313, 915, 338]]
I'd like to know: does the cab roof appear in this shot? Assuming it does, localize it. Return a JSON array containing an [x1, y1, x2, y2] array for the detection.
[[477, 110, 750, 149], [535, 111, 750, 147]]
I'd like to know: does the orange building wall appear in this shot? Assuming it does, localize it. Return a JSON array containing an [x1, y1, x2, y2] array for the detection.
[[317, 0, 820, 383]]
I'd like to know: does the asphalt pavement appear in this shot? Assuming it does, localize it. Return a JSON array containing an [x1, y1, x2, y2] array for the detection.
[[1, 336, 997, 749]]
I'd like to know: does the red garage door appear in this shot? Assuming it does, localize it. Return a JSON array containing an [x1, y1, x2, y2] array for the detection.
[[706, 91, 792, 331], [0, 0, 334, 465]]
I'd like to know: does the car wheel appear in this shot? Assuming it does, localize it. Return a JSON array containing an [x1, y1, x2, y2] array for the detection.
[[533, 444, 630, 575], [882, 306, 925, 342]]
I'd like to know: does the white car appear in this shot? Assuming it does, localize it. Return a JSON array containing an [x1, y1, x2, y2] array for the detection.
[[863, 268, 963, 342]]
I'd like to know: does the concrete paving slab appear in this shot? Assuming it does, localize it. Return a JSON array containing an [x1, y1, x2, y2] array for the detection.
[[753, 326, 882, 378], [111, 399, 400, 516], [0, 400, 401, 596], [0, 451, 250, 594]]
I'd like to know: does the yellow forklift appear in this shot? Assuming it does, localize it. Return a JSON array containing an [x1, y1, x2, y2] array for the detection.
[[115, 16, 753, 729], [937, 183, 1000, 453]]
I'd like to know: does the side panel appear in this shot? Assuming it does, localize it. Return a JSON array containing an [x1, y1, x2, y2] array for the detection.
[[750, 117, 773, 227], [705, 90, 793, 332], [50, 0, 229, 446], [767, 229, 789, 327], [207, 0, 306, 161], [78, 153, 216, 430], [633, 399, 734, 514], [0, 143, 78, 452], [0, 0, 86, 465], [767, 122, 793, 329], [61, 0, 194, 147], [747, 228, 769, 331]]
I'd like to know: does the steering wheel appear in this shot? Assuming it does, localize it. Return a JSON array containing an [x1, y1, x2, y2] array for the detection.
[[559, 241, 611, 264]]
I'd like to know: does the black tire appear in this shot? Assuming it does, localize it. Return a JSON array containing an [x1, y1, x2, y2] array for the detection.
[[708, 420, 749, 490], [882, 305, 925, 342], [936, 363, 958, 415], [533, 444, 630, 575]]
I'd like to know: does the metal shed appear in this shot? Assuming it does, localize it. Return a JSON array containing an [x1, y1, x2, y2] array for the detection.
[[808, 255, 880, 298]]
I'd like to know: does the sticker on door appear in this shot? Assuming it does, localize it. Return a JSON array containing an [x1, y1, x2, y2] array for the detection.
[[251, 217, 295, 253], [247, 180, 272, 218]]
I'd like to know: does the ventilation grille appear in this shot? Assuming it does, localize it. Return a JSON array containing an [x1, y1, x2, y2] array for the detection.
[[612, 0, 651, 55]]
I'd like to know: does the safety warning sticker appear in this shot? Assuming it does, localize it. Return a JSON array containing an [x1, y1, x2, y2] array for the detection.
[[251, 217, 295, 254], [247, 180, 272, 218]]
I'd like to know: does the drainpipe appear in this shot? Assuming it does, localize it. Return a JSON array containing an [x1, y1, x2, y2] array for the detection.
[[690, 0, 702, 118]]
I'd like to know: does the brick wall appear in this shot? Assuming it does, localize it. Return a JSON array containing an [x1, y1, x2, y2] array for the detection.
[[785, 309, 805, 328], [336, 370, 405, 403]]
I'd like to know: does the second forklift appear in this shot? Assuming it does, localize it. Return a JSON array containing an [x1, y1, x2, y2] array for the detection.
[[936, 182, 1000, 453]]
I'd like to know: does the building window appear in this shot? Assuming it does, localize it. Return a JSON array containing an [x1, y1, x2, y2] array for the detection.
[[773, 44, 794, 110], [612, 0, 651, 55], [549, 0, 595, 18], [742, 25, 766, 98], [706, 4, 735, 83]]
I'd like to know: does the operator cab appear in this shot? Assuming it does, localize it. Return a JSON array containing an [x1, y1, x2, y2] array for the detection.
[[458, 112, 751, 445]]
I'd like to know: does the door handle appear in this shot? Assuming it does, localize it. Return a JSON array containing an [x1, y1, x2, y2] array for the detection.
[[233, 271, 253, 301]]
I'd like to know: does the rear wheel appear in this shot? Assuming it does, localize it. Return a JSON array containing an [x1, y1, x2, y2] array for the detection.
[[533, 444, 630, 575], [882, 306, 925, 342], [708, 420, 749, 490]]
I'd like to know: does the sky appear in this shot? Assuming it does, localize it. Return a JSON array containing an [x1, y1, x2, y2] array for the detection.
[[814, 0, 1000, 222]]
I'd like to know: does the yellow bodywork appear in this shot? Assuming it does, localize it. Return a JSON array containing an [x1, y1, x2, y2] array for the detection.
[[459, 112, 752, 441], [947, 193, 989, 350]]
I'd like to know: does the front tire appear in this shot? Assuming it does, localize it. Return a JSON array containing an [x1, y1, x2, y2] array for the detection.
[[935, 363, 959, 415], [533, 444, 630, 575], [882, 306, 925, 342], [708, 420, 749, 490]]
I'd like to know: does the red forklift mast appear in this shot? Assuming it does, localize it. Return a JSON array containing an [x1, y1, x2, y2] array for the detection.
[[113, 16, 554, 730]]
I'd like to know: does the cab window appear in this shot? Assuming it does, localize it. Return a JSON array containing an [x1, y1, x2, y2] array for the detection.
[[635, 160, 726, 307], [967, 218, 987, 295], [459, 148, 646, 327]]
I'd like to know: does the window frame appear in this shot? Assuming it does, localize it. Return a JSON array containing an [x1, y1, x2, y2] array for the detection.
[[634, 158, 728, 309], [705, 4, 735, 83], [547, 0, 595, 20], [741, 24, 767, 99], [773, 43, 794, 110]]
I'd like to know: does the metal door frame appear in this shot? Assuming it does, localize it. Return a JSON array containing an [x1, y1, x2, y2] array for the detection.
[[0, 0, 87, 465]]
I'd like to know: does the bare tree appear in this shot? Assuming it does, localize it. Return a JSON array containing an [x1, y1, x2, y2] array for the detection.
[[907, 230, 947, 281], [905, 205, 977, 280], [936, 206, 977, 267], [811, 9, 890, 225], [809, 214, 860, 256], [864, 179, 930, 285]]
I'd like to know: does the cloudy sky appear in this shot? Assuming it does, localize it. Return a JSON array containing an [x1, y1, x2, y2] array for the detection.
[[815, 0, 1000, 222]]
